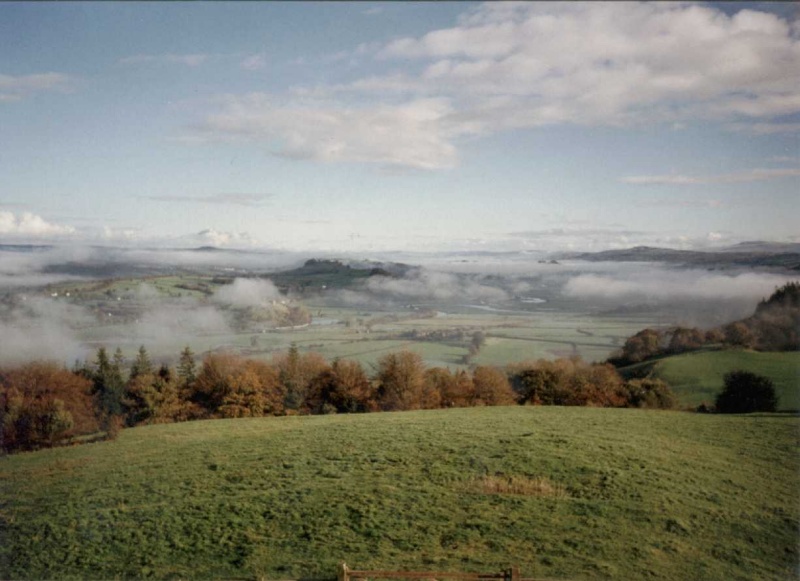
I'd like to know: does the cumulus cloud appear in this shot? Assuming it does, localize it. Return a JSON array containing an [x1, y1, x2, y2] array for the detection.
[[184, 2, 799, 169], [0, 72, 74, 102], [188, 94, 459, 169], [102, 226, 140, 242], [375, 2, 800, 127], [0, 210, 76, 237], [193, 228, 258, 248], [213, 278, 282, 308], [622, 167, 800, 185]]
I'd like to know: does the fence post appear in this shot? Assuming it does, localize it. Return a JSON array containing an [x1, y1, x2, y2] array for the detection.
[[339, 562, 349, 581]]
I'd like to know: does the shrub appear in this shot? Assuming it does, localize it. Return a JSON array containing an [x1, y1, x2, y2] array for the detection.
[[715, 370, 777, 413], [624, 378, 676, 409]]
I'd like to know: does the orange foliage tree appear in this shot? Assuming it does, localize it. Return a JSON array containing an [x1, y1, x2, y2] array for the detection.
[[0, 362, 99, 452]]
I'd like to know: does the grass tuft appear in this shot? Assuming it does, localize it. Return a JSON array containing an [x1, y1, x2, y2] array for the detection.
[[475, 474, 569, 498]]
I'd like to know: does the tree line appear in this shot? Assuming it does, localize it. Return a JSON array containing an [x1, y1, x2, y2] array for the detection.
[[1, 345, 675, 454], [610, 282, 800, 366]]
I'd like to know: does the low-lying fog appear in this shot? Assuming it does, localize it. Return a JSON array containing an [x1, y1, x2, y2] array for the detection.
[[0, 245, 796, 366]]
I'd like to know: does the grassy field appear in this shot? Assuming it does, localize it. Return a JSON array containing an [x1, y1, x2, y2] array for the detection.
[[627, 350, 800, 410], [1, 407, 798, 580]]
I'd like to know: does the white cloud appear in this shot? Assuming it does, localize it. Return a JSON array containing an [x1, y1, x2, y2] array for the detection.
[[373, 2, 800, 130], [622, 167, 800, 185], [183, 2, 799, 170], [240, 54, 267, 71], [0, 72, 74, 102], [193, 228, 257, 248], [190, 94, 460, 170], [102, 226, 140, 241], [118, 53, 209, 67], [0, 211, 76, 237]]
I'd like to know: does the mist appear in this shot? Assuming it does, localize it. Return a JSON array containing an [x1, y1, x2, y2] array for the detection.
[[561, 267, 797, 326], [0, 296, 93, 365], [213, 278, 282, 308]]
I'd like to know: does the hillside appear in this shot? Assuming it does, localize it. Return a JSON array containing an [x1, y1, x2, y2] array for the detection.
[[1, 407, 798, 580], [621, 350, 800, 410], [560, 245, 800, 271]]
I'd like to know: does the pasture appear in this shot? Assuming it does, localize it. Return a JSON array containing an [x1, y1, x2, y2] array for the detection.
[[2, 407, 798, 580], [633, 350, 800, 410]]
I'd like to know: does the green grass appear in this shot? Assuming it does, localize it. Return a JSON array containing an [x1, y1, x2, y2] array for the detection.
[[1, 407, 798, 580], [631, 350, 800, 410]]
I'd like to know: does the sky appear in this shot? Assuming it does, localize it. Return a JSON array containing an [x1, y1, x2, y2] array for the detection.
[[1, 1, 798, 253]]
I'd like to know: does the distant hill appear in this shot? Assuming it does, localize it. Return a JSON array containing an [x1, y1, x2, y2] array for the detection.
[[266, 258, 409, 293], [0, 243, 53, 253], [560, 244, 800, 270]]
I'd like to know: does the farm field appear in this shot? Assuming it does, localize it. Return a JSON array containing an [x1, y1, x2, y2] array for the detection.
[[46, 272, 664, 369], [627, 350, 800, 411], [1, 407, 798, 580]]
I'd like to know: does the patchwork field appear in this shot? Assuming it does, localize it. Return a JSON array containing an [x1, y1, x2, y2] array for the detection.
[[2, 407, 798, 580], [39, 272, 667, 369]]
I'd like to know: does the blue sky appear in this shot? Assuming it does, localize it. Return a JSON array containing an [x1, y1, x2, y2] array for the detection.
[[1, 1, 798, 252]]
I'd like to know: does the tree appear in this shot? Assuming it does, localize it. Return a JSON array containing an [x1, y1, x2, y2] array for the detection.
[[375, 351, 426, 411], [274, 344, 329, 412], [723, 322, 756, 349], [471, 366, 515, 406], [130, 345, 153, 379], [305, 359, 373, 414], [620, 329, 663, 363], [425, 367, 471, 408], [623, 378, 676, 409], [667, 327, 705, 354], [715, 371, 777, 413], [0, 362, 97, 452], [93, 347, 125, 417], [177, 346, 197, 386]]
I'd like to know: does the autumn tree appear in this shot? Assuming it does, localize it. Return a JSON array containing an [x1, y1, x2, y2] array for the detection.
[[274, 344, 329, 412], [218, 360, 282, 418], [193, 354, 284, 418], [471, 366, 516, 406], [375, 350, 426, 411], [305, 359, 373, 414], [667, 327, 705, 354], [723, 321, 757, 348], [619, 329, 663, 363], [0, 362, 98, 452], [422, 367, 455, 408]]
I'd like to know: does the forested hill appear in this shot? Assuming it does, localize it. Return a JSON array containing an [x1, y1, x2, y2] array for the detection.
[[560, 243, 800, 270]]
